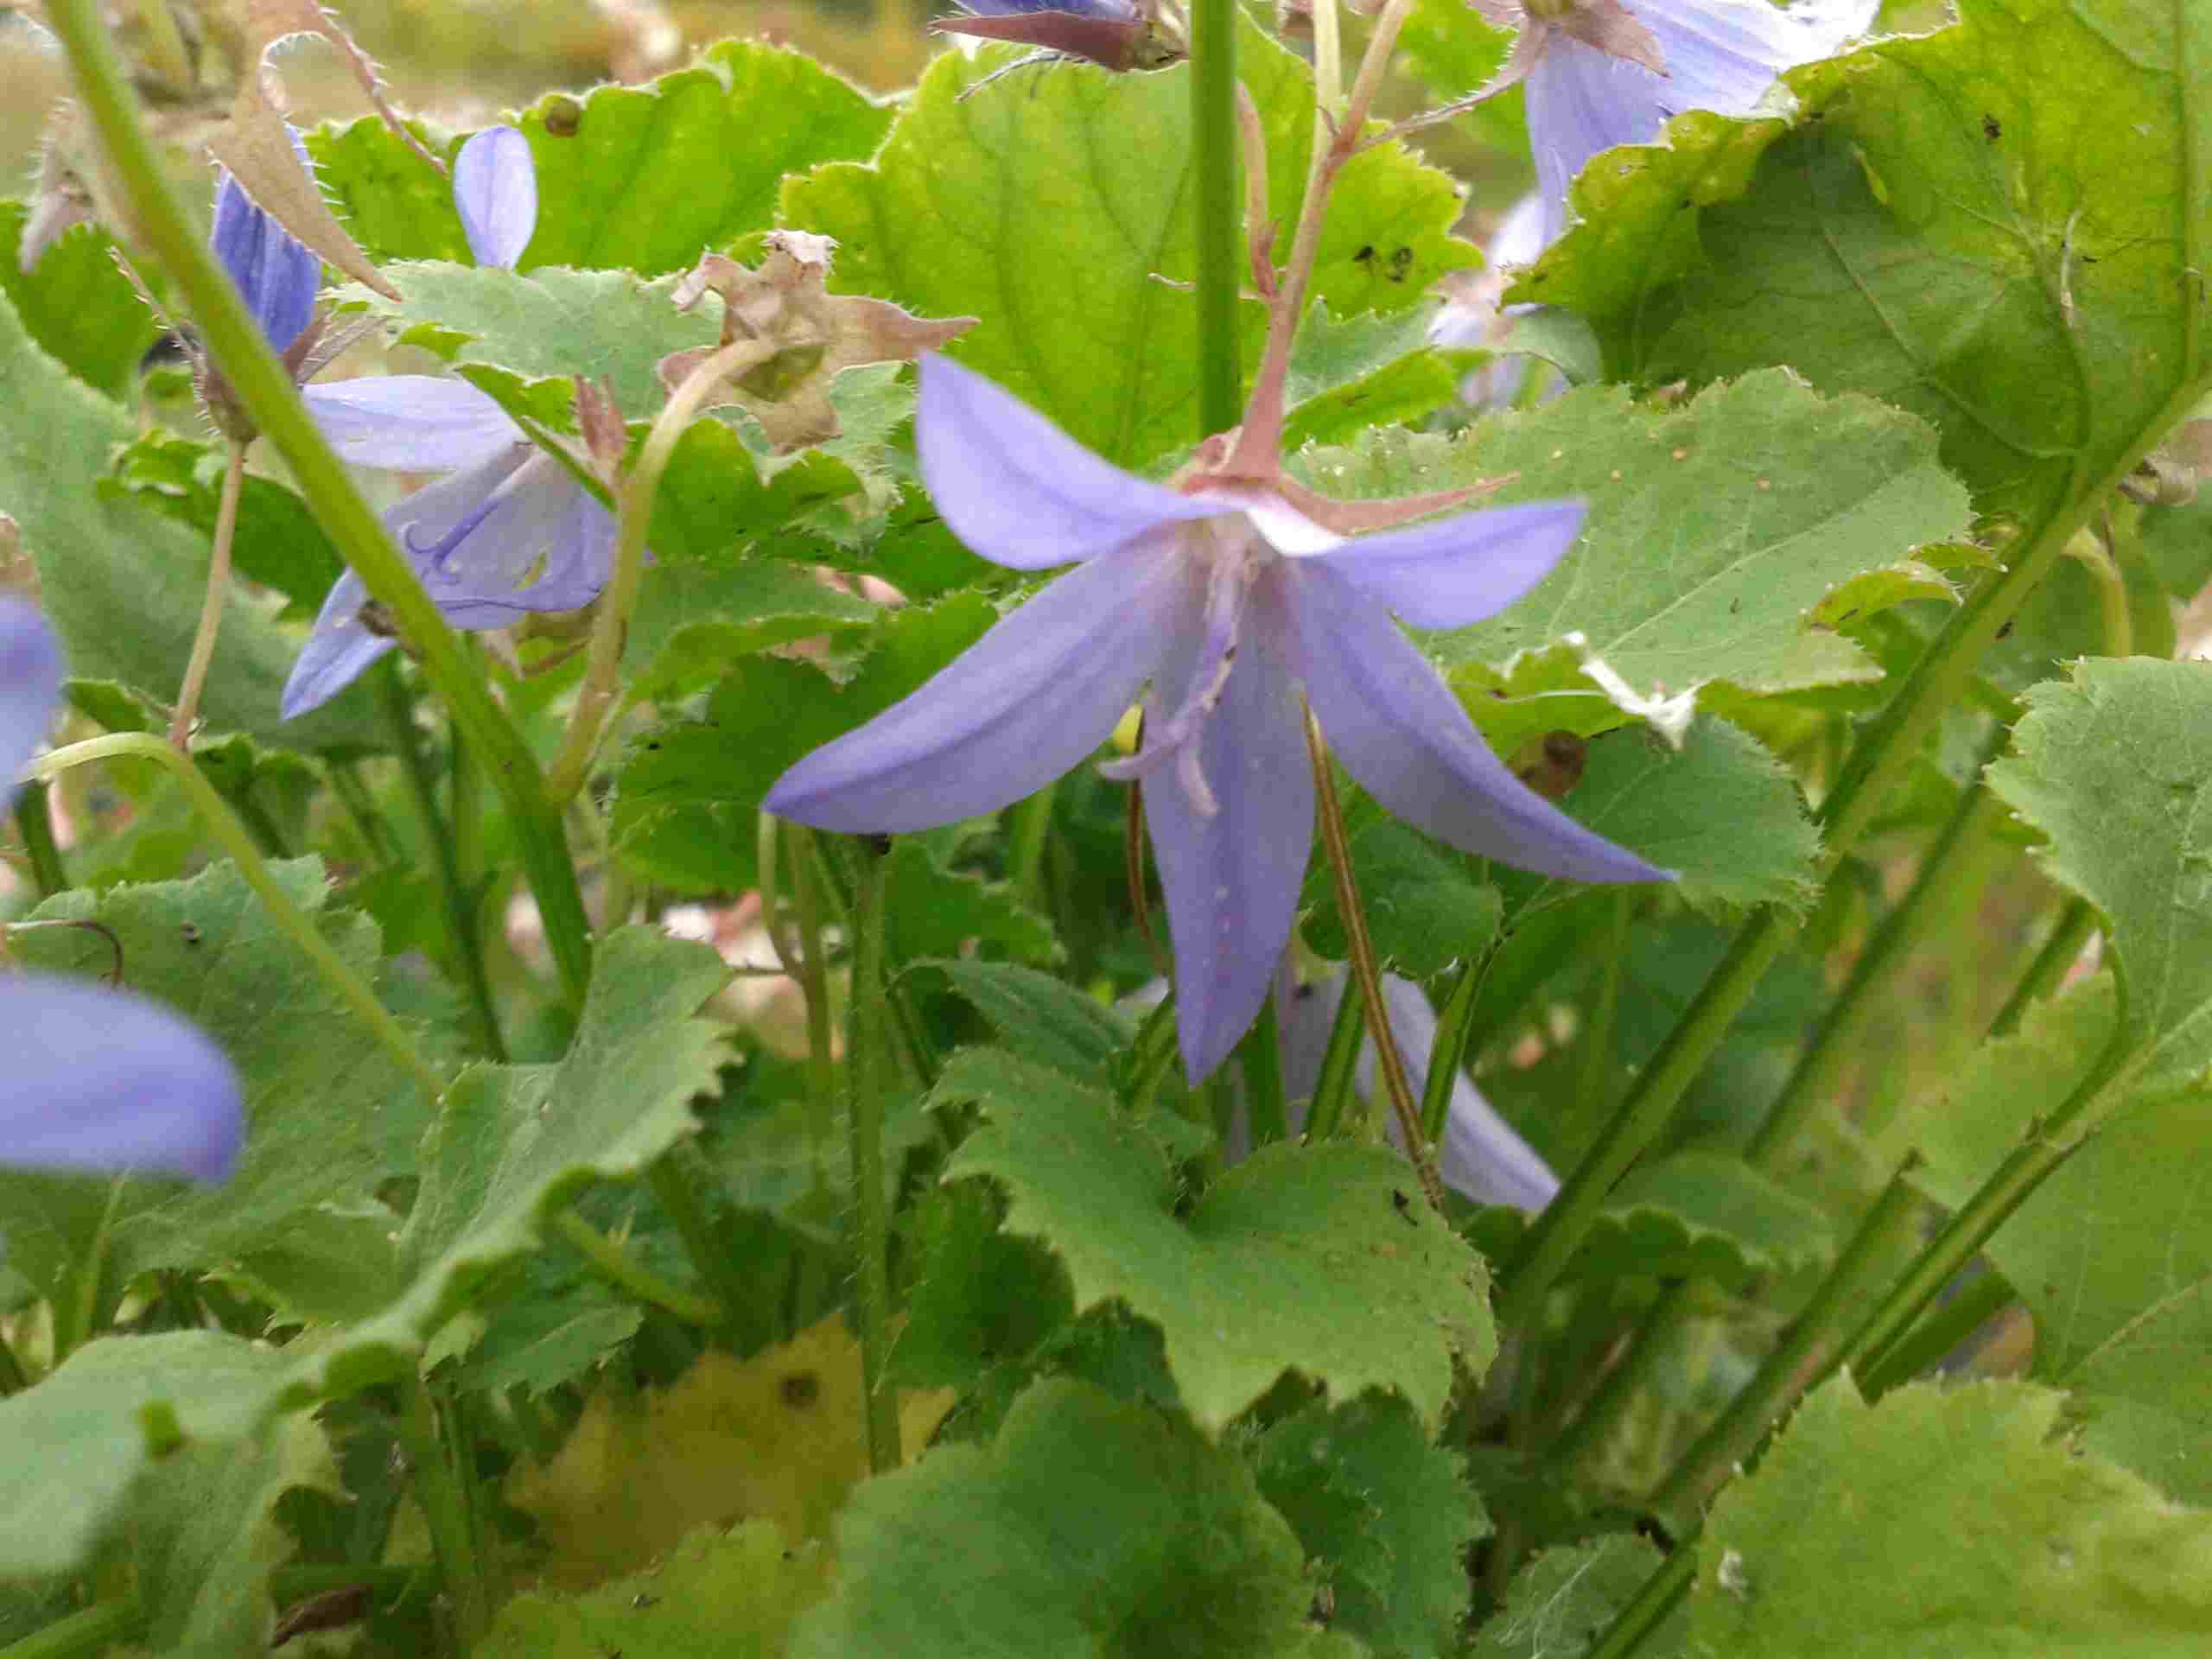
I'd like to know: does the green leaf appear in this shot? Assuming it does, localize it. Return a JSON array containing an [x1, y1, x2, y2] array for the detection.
[[2138, 496, 2212, 601], [1395, 0, 1524, 159], [450, 1254, 645, 1400], [1908, 976, 2212, 1502], [1300, 812, 1503, 980], [309, 42, 890, 275], [1987, 658, 2212, 1088], [612, 593, 998, 893], [1467, 1151, 1833, 1294], [625, 556, 880, 703], [1520, 0, 2212, 524], [2, 859, 443, 1324], [0, 1332, 300, 1578], [273, 928, 729, 1409], [477, 1521, 835, 1659], [1250, 1393, 1486, 1659], [1283, 303, 1460, 451], [103, 432, 346, 620], [934, 1049, 1495, 1432], [883, 838, 1059, 968], [785, 18, 1475, 470], [0, 203, 161, 398], [0, 289, 379, 750], [889, 1181, 1072, 1393], [1471, 1535, 1683, 1657], [791, 1378, 1323, 1659], [909, 961, 1128, 1082], [1694, 1376, 2212, 1654], [1328, 375, 1973, 715]]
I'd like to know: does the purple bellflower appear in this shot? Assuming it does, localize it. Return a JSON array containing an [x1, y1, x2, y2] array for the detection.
[[211, 128, 324, 356], [283, 125, 613, 718], [1, 600, 244, 1182], [1428, 189, 1547, 409], [766, 358, 1668, 1084], [1489, 0, 1876, 245]]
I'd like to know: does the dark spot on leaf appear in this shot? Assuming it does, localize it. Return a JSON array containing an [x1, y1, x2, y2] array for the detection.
[[1997, 619, 2015, 639], [631, 1593, 661, 1611], [780, 1371, 821, 1408], [1352, 244, 1376, 264], [1982, 112, 2001, 142], [543, 97, 583, 137]]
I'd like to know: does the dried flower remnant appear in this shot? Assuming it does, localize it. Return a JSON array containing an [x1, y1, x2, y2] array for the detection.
[[0, 600, 243, 1181], [766, 358, 1668, 1084]]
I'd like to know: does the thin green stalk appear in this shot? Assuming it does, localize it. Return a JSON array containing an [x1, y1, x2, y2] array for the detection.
[[13, 780, 67, 898], [379, 664, 505, 1060], [1573, 890, 1631, 1133], [1543, 1283, 1687, 1478], [847, 837, 902, 1474], [1584, 1548, 1694, 1659], [1499, 496, 2101, 1333], [1239, 987, 1290, 1148], [1007, 782, 1058, 910], [1190, 0, 1240, 435], [1646, 1166, 1923, 1533], [784, 822, 840, 1166], [550, 338, 772, 802], [1307, 711, 1446, 1212], [814, 831, 941, 1086], [391, 1376, 489, 1650], [168, 439, 244, 747], [328, 760, 401, 867], [1987, 898, 2095, 1040], [1856, 1268, 2016, 1400], [1421, 941, 1491, 1144], [42, 0, 594, 1005], [29, 733, 448, 1107], [553, 1211, 724, 1326], [1304, 973, 1366, 1141], [0, 1599, 148, 1659], [646, 1152, 752, 1333]]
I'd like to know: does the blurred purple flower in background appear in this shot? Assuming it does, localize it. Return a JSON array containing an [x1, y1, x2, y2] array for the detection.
[[283, 125, 613, 717], [930, 0, 1168, 73], [1428, 189, 1546, 409], [1, 601, 243, 1182], [766, 357, 1668, 1084], [1503, 0, 1877, 245]]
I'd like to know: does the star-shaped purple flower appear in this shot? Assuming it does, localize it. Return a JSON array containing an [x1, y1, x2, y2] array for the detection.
[[283, 126, 613, 718], [2, 601, 243, 1182], [1503, 0, 1876, 245], [766, 358, 1668, 1083]]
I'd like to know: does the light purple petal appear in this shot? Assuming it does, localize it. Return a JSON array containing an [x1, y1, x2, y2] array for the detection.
[[1, 598, 62, 790], [302, 377, 521, 471], [960, 0, 1137, 16], [1306, 500, 1586, 629], [209, 125, 320, 354], [453, 126, 537, 270], [1526, 41, 1663, 245], [1284, 562, 1669, 886], [766, 537, 1190, 832], [918, 355, 1214, 571], [0, 976, 242, 1181], [1145, 570, 1314, 1085], [282, 569, 393, 720]]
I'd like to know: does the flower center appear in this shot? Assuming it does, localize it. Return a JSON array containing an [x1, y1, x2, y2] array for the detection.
[[1098, 518, 1263, 818]]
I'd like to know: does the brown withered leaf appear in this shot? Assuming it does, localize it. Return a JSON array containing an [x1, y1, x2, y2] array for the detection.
[[659, 232, 974, 452], [204, 74, 398, 299], [234, 0, 443, 172]]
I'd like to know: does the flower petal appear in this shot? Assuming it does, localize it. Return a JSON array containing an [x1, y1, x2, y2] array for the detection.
[[0, 976, 242, 1182], [302, 376, 521, 471], [403, 453, 613, 628], [918, 355, 1213, 571], [210, 126, 321, 354], [766, 537, 1189, 833], [1526, 41, 1662, 244], [453, 125, 537, 270], [1144, 569, 1314, 1084], [1284, 562, 1669, 885], [1307, 499, 1586, 629], [281, 569, 393, 720], [1, 598, 62, 789]]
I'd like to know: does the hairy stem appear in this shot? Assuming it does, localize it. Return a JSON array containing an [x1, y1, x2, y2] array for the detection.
[[168, 439, 245, 749], [1239, 986, 1289, 1149], [550, 341, 771, 802], [391, 1376, 488, 1650], [784, 822, 840, 1173], [29, 733, 447, 1107], [847, 837, 902, 1473], [41, 0, 596, 1005], [1307, 710, 1445, 1211]]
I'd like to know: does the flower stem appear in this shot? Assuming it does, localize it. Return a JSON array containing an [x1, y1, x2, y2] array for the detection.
[[1238, 985, 1290, 1149], [784, 821, 840, 1173], [12, 780, 68, 898], [379, 663, 505, 1061], [552, 1210, 725, 1326], [1986, 897, 2095, 1040], [168, 440, 245, 749], [1855, 1266, 2016, 1401], [846, 836, 902, 1474], [28, 732, 448, 1109], [1572, 889, 1631, 1133], [1190, 0, 1241, 435], [391, 1375, 489, 1651], [1007, 782, 1058, 910], [40, 0, 596, 1007], [550, 339, 771, 804], [1302, 978, 1365, 1141], [1306, 709, 1445, 1212], [0, 1599, 148, 1659], [1583, 1547, 1693, 1659], [1419, 949, 1486, 1143], [1496, 487, 2104, 1335]]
